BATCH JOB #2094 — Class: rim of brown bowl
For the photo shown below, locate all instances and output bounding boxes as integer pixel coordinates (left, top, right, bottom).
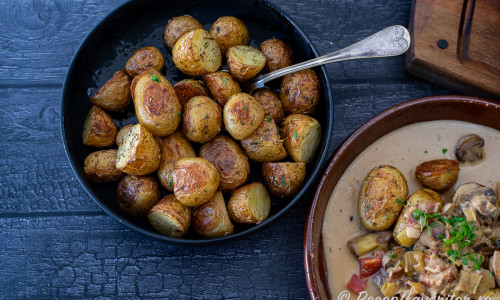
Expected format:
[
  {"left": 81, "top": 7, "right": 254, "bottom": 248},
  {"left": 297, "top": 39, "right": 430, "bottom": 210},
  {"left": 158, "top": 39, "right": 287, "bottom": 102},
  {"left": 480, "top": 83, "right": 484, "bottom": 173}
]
[{"left": 303, "top": 95, "right": 500, "bottom": 299}]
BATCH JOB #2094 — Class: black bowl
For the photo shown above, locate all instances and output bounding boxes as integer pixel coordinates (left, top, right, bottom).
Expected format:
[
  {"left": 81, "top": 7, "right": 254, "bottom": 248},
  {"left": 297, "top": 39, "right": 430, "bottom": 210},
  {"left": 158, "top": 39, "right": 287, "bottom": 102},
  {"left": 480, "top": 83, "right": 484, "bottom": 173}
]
[{"left": 61, "top": 0, "right": 333, "bottom": 244}]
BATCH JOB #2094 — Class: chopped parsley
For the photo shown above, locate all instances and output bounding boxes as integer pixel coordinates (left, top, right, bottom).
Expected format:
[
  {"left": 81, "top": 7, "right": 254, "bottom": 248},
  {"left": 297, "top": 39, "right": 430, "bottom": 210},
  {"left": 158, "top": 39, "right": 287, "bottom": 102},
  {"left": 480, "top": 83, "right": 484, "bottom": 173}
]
[
  {"left": 442, "top": 148, "right": 448, "bottom": 154},
  {"left": 365, "top": 205, "right": 370, "bottom": 211},
  {"left": 243, "top": 106, "right": 248, "bottom": 111},
  {"left": 222, "top": 78, "right": 227, "bottom": 85},
  {"left": 293, "top": 131, "right": 298, "bottom": 139},
  {"left": 396, "top": 198, "right": 405, "bottom": 205},
  {"left": 169, "top": 179, "right": 173, "bottom": 187},
  {"left": 205, "top": 114, "right": 209, "bottom": 119},
  {"left": 250, "top": 121, "right": 253, "bottom": 125},
  {"left": 267, "top": 116, "right": 273, "bottom": 122},
  {"left": 203, "top": 41, "right": 208, "bottom": 48},
  {"left": 390, "top": 254, "right": 397, "bottom": 259},
  {"left": 177, "top": 112, "right": 181, "bottom": 118},
  {"left": 281, "top": 178, "right": 286, "bottom": 186},
  {"left": 385, "top": 215, "right": 389, "bottom": 219},
  {"left": 424, "top": 150, "right": 428, "bottom": 154},
  {"left": 151, "top": 74, "right": 161, "bottom": 82}
]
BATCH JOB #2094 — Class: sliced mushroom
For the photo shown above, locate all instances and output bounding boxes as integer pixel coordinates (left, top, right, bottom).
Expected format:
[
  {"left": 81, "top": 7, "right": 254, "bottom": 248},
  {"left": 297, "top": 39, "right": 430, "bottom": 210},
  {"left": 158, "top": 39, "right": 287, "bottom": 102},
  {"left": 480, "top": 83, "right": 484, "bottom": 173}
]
[
  {"left": 490, "top": 251, "right": 500, "bottom": 286},
  {"left": 455, "top": 134, "right": 485, "bottom": 164},
  {"left": 453, "top": 182, "right": 498, "bottom": 224}
]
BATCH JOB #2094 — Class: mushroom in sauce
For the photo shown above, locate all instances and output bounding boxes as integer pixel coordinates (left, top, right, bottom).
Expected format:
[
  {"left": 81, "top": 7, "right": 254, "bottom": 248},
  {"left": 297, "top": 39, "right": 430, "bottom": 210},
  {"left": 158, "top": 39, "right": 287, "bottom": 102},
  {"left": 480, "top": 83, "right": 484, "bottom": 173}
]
[{"left": 455, "top": 134, "right": 485, "bottom": 164}]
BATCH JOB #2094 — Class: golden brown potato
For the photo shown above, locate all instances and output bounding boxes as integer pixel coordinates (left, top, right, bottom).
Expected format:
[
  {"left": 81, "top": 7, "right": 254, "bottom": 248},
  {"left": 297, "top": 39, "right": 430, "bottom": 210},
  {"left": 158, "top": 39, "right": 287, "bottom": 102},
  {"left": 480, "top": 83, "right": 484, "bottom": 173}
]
[
  {"left": 173, "top": 79, "right": 208, "bottom": 106},
  {"left": 227, "top": 45, "right": 266, "bottom": 82},
  {"left": 133, "top": 70, "right": 181, "bottom": 136},
  {"left": 124, "top": 46, "right": 165, "bottom": 78},
  {"left": 192, "top": 191, "right": 234, "bottom": 238},
  {"left": 115, "top": 124, "right": 161, "bottom": 175},
  {"left": 83, "top": 149, "right": 124, "bottom": 182},
  {"left": 90, "top": 70, "right": 132, "bottom": 112},
  {"left": 223, "top": 93, "right": 265, "bottom": 140},
  {"left": 82, "top": 105, "right": 118, "bottom": 148},
  {"left": 281, "top": 114, "right": 321, "bottom": 163},
  {"left": 240, "top": 118, "right": 287, "bottom": 162},
  {"left": 182, "top": 96, "right": 222, "bottom": 143},
  {"left": 172, "top": 157, "right": 219, "bottom": 207},
  {"left": 203, "top": 71, "right": 241, "bottom": 107},
  {"left": 199, "top": 135, "right": 250, "bottom": 192},
  {"left": 251, "top": 88, "right": 285, "bottom": 124},
  {"left": 262, "top": 162, "right": 306, "bottom": 197},
  {"left": 258, "top": 38, "right": 293, "bottom": 72},
  {"left": 163, "top": 15, "right": 203, "bottom": 51},
  {"left": 172, "top": 29, "right": 222, "bottom": 77},
  {"left": 130, "top": 69, "right": 162, "bottom": 100},
  {"left": 116, "top": 175, "right": 160, "bottom": 218},
  {"left": 227, "top": 182, "right": 271, "bottom": 224},
  {"left": 148, "top": 194, "right": 191, "bottom": 238},
  {"left": 358, "top": 165, "right": 408, "bottom": 231},
  {"left": 415, "top": 159, "right": 460, "bottom": 192},
  {"left": 209, "top": 16, "right": 250, "bottom": 55},
  {"left": 115, "top": 124, "right": 135, "bottom": 148},
  {"left": 280, "top": 69, "right": 320, "bottom": 114}
]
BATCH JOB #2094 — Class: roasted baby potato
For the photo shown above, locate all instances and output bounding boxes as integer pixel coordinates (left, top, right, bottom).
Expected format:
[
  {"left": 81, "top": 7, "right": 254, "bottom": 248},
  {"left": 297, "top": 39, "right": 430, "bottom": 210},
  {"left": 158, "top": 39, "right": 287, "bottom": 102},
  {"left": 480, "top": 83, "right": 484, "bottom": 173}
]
[
  {"left": 209, "top": 16, "right": 250, "bottom": 55},
  {"left": 130, "top": 69, "right": 162, "bottom": 99},
  {"left": 172, "top": 28, "right": 222, "bottom": 77},
  {"left": 82, "top": 105, "right": 118, "bottom": 148},
  {"left": 173, "top": 79, "right": 208, "bottom": 106},
  {"left": 192, "top": 191, "right": 234, "bottom": 238},
  {"left": 115, "top": 124, "right": 135, "bottom": 147},
  {"left": 115, "top": 124, "right": 161, "bottom": 175},
  {"left": 258, "top": 38, "right": 293, "bottom": 72},
  {"left": 280, "top": 69, "right": 320, "bottom": 115},
  {"left": 90, "top": 70, "right": 132, "bottom": 112},
  {"left": 226, "top": 45, "right": 266, "bottom": 82},
  {"left": 172, "top": 157, "right": 219, "bottom": 207},
  {"left": 261, "top": 162, "right": 306, "bottom": 197},
  {"left": 240, "top": 117, "right": 287, "bottom": 162},
  {"left": 199, "top": 135, "right": 250, "bottom": 192},
  {"left": 124, "top": 46, "right": 165, "bottom": 78},
  {"left": 251, "top": 88, "right": 285, "bottom": 124},
  {"left": 83, "top": 149, "right": 124, "bottom": 182},
  {"left": 182, "top": 96, "right": 222, "bottom": 143},
  {"left": 148, "top": 194, "right": 191, "bottom": 238},
  {"left": 133, "top": 70, "right": 181, "bottom": 137},
  {"left": 203, "top": 71, "right": 241, "bottom": 107},
  {"left": 116, "top": 175, "right": 160, "bottom": 218},
  {"left": 415, "top": 159, "right": 460, "bottom": 192},
  {"left": 163, "top": 15, "right": 203, "bottom": 51},
  {"left": 227, "top": 182, "right": 271, "bottom": 224},
  {"left": 281, "top": 114, "right": 321, "bottom": 163},
  {"left": 223, "top": 92, "right": 265, "bottom": 140},
  {"left": 358, "top": 165, "right": 408, "bottom": 231}
]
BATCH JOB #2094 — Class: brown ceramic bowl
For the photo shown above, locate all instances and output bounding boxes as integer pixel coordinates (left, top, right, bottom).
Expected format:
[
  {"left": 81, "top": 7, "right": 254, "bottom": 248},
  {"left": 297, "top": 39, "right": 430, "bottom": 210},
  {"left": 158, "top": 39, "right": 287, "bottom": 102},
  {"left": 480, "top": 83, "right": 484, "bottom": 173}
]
[{"left": 303, "top": 95, "right": 500, "bottom": 299}]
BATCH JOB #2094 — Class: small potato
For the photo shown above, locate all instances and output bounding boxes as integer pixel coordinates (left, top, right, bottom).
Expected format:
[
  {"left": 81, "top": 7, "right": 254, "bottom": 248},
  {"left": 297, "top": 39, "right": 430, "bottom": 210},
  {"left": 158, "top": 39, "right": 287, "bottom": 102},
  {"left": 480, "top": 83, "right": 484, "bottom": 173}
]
[
  {"left": 223, "top": 93, "right": 265, "bottom": 140},
  {"left": 115, "top": 124, "right": 161, "bottom": 175},
  {"left": 192, "top": 191, "right": 234, "bottom": 238},
  {"left": 251, "top": 88, "right": 284, "bottom": 124},
  {"left": 240, "top": 118, "right": 287, "bottom": 162},
  {"left": 227, "top": 45, "right": 266, "bottom": 82},
  {"left": 116, "top": 175, "right": 160, "bottom": 218},
  {"left": 83, "top": 149, "right": 123, "bottom": 182},
  {"left": 415, "top": 159, "right": 460, "bottom": 192},
  {"left": 281, "top": 114, "right": 321, "bottom": 163},
  {"left": 172, "top": 157, "right": 219, "bottom": 207},
  {"left": 358, "top": 165, "right": 408, "bottom": 231},
  {"left": 173, "top": 79, "right": 208, "bottom": 106},
  {"left": 209, "top": 16, "right": 250, "bottom": 55},
  {"left": 280, "top": 69, "right": 320, "bottom": 115},
  {"left": 199, "top": 135, "right": 250, "bottom": 192},
  {"left": 148, "top": 194, "right": 191, "bottom": 238},
  {"left": 262, "top": 162, "right": 306, "bottom": 197},
  {"left": 124, "top": 46, "right": 165, "bottom": 78},
  {"left": 130, "top": 69, "right": 162, "bottom": 99},
  {"left": 90, "top": 70, "right": 132, "bottom": 112},
  {"left": 258, "top": 38, "right": 293, "bottom": 72},
  {"left": 227, "top": 182, "right": 271, "bottom": 224},
  {"left": 182, "top": 96, "right": 222, "bottom": 143},
  {"left": 133, "top": 70, "right": 181, "bottom": 136},
  {"left": 203, "top": 71, "right": 241, "bottom": 107},
  {"left": 172, "top": 29, "right": 222, "bottom": 77},
  {"left": 116, "top": 124, "right": 136, "bottom": 147},
  {"left": 82, "top": 105, "right": 118, "bottom": 148},
  {"left": 163, "top": 15, "right": 203, "bottom": 51}
]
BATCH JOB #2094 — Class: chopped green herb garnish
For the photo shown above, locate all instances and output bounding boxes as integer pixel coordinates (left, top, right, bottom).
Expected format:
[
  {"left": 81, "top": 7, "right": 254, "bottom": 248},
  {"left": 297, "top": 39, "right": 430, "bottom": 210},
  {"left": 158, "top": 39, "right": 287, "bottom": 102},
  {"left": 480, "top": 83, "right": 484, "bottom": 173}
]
[
  {"left": 222, "top": 78, "right": 227, "bottom": 85},
  {"left": 390, "top": 254, "right": 397, "bottom": 259},
  {"left": 267, "top": 116, "right": 273, "bottom": 122},
  {"left": 385, "top": 215, "right": 389, "bottom": 219},
  {"left": 293, "top": 131, "right": 298, "bottom": 139},
  {"left": 281, "top": 178, "right": 286, "bottom": 186},
  {"left": 366, "top": 205, "right": 370, "bottom": 211},
  {"left": 250, "top": 121, "right": 253, "bottom": 125},
  {"left": 177, "top": 112, "right": 181, "bottom": 118},
  {"left": 243, "top": 106, "right": 248, "bottom": 111},
  {"left": 396, "top": 198, "right": 405, "bottom": 205},
  {"left": 169, "top": 179, "right": 173, "bottom": 187},
  {"left": 203, "top": 41, "right": 208, "bottom": 48},
  {"left": 442, "top": 148, "right": 448, "bottom": 154},
  {"left": 151, "top": 74, "right": 161, "bottom": 82},
  {"left": 205, "top": 114, "right": 209, "bottom": 119},
  {"left": 424, "top": 150, "right": 428, "bottom": 154}
]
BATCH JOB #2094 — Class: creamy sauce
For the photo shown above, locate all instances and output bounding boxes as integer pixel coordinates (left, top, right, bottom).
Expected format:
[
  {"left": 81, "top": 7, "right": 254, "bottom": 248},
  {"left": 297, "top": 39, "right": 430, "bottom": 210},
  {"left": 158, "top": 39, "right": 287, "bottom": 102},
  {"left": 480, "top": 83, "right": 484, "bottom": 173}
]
[{"left": 322, "top": 120, "right": 500, "bottom": 297}]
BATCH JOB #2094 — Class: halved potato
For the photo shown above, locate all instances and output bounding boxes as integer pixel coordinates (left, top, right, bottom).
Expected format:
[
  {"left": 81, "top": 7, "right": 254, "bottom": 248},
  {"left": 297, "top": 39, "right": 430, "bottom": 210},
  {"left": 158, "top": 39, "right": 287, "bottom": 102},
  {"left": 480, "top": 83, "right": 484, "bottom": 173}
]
[
  {"left": 116, "top": 175, "right": 160, "bottom": 218},
  {"left": 83, "top": 149, "right": 123, "bottom": 182},
  {"left": 90, "top": 70, "right": 132, "bottom": 112},
  {"left": 262, "top": 162, "right": 306, "bottom": 197},
  {"left": 173, "top": 79, "right": 208, "bottom": 106},
  {"left": 124, "top": 46, "right": 165, "bottom": 78},
  {"left": 163, "top": 15, "right": 203, "bottom": 51},
  {"left": 192, "top": 191, "right": 234, "bottom": 238},
  {"left": 115, "top": 124, "right": 136, "bottom": 147},
  {"left": 251, "top": 88, "right": 284, "bottom": 124},
  {"left": 209, "top": 16, "right": 250, "bottom": 55},
  {"left": 258, "top": 38, "right": 293, "bottom": 72},
  {"left": 82, "top": 105, "right": 118, "bottom": 148},
  {"left": 240, "top": 117, "right": 287, "bottom": 162},
  {"left": 223, "top": 92, "right": 264, "bottom": 140},
  {"left": 227, "top": 182, "right": 271, "bottom": 224},
  {"left": 226, "top": 45, "right": 266, "bottom": 82},
  {"left": 280, "top": 69, "right": 320, "bottom": 115},
  {"left": 182, "top": 96, "right": 222, "bottom": 143},
  {"left": 415, "top": 159, "right": 460, "bottom": 192},
  {"left": 281, "top": 114, "right": 321, "bottom": 163},
  {"left": 203, "top": 71, "right": 241, "bottom": 107},
  {"left": 148, "top": 194, "right": 191, "bottom": 238}
]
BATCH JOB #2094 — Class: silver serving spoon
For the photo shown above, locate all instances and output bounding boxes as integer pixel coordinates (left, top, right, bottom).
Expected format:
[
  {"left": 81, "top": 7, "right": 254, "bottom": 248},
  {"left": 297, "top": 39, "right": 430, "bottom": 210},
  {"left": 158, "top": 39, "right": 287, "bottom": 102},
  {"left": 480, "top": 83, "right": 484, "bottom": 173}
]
[{"left": 244, "top": 25, "right": 411, "bottom": 93}]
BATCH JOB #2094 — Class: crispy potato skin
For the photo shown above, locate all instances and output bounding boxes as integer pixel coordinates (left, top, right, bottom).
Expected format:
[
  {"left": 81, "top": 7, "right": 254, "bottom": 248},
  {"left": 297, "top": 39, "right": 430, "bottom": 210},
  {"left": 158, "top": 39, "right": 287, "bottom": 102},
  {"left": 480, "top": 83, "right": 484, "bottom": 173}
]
[
  {"left": 116, "top": 175, "right": 160, "bottom": 218},
  {"left": 182, "top": 96, "right": 222, "bottom": 143},
  {"left": 281, "top": 114, "right": 321, "bottom": 163},
  {"left": 192, "top": 191, "right": 234, "bottom": 238},
  {"left": 280, "top": 69, "right": 320, "bottom": 115},
  {"left": 116, "top": 124, "right": 135, "bottom": 148},
  {"left": 203, "top": 72, "right": 241, "bottom": 107},
  {"left": 133, "top": 70, "right": 181, "bottom": 137},
  {"left": 209, "top": 16, "right": 250, "bottom": 55},
  {"left": 358, "top": 165, "right": 408, "bottom": 231},
  {"left": 124, "top": 46, "right": 165, "bottom": 78},
  {"left": 223, "top": 93, "right": 265, "bottom": 140},
  {"left": 258, "top": 38, "right": 293, "bottom": 72},
  {"left": 163, "top": 15, "right": 203, "bottom": 51},
  {"left": 240, "top": 118, "right": 287, "bottom": 162},
  {"left": 82, "top": 105, "right": 118, "bottom": 148},
  {"left": 173, "top": 79, "right": 208, "bottom": 106},
  {"left": 226, "top": 45, "right": 266, "bottom": 82},
  {"left": 227, "top": 182, "right": 271, "bottom": 224},
  {"left": 251, "top": 88, "right": 285, "bottom": 124},
  {"left": 130, "top": 69, "right": 162, "bottom": 100},
  {"left": 199, "top": 135, "right": 250, "bottom": 192},
  {"left": 172, "top": 157, "right": 219, "bottom": 207},
  {"left": 83, "top": 149, "right": 124, "bottom": 182},
  {"left": 262, "top": 162, "right": 306, "bottom": 197},
  {"left": 415, "top": 159, "right": 460, "bottom": 192},
  {"left": 90, "top": 70, "right": 132, "bottom": 112},
  {"left": 148, "top": 194, "right": 191, "bottom": 238}
]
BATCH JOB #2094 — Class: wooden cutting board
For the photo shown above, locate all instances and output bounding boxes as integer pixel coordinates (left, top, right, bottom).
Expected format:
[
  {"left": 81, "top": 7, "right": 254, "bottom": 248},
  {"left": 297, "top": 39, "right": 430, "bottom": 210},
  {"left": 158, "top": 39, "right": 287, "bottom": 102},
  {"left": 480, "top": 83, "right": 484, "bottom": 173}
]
[{"left": 405, "top": 0, "right": 500, "bottom": 99}]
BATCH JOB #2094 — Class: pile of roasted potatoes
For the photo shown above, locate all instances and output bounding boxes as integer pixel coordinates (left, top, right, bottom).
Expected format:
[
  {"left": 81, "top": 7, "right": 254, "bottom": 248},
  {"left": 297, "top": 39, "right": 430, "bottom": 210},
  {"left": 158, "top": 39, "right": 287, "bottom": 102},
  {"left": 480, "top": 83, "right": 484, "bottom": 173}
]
[{"left": 81, "top": 15, "right": 322, "bottom": 239}]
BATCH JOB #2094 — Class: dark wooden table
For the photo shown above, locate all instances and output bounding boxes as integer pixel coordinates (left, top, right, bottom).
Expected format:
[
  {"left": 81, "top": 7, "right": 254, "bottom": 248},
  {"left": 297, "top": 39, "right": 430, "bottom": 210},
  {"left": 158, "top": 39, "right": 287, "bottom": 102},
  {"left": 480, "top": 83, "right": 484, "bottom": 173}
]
[{"left": 0, "top": 0, "right": 454, "bottom": 298}]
